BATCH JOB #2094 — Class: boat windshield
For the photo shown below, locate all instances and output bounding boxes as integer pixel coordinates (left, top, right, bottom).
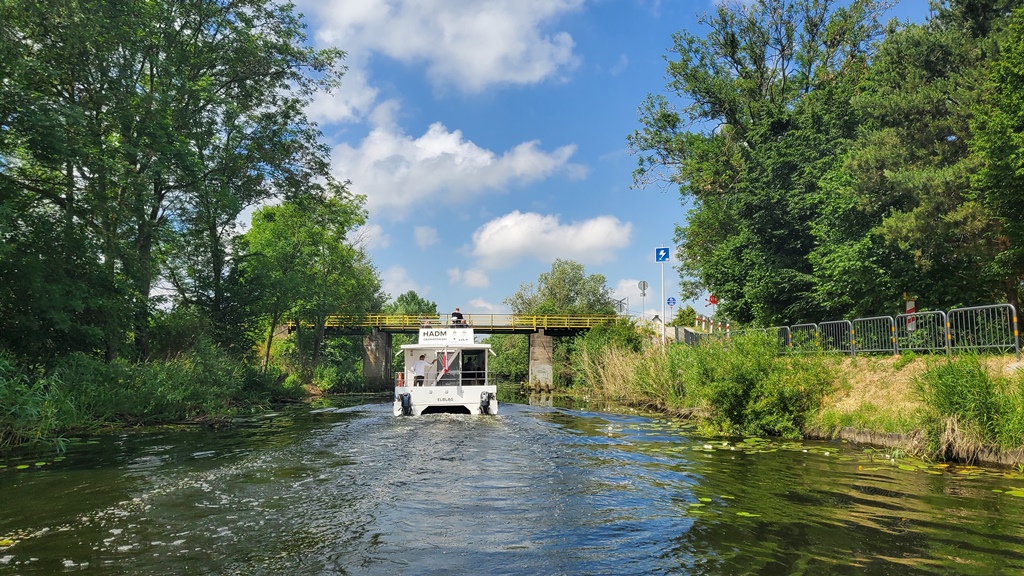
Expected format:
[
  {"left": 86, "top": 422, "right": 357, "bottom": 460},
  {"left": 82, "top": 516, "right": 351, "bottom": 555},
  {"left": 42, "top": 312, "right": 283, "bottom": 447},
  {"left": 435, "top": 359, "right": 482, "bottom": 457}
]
[{"left": 430, "top": 349, "right": 487, "bottom": 386}]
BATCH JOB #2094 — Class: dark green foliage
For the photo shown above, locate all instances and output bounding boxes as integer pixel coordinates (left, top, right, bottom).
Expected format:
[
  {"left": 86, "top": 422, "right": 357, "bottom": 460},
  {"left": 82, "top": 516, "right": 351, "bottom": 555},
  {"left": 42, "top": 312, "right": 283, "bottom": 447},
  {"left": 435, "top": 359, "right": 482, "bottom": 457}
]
[
  {"left": 0, "top": 206, "right": 118, "bottom": 362},
  {"left": 0, "top": 354, "right": 63, "bottom": 450},
  {"left": 631, "top": 0, "right": 889, "bottom": 325},
  {"left": 676, "top": 333, "right": 835, "bottom": 438},
  {"left": 845, "top": 14, "right": 1010, "bottom": 312},
  {"left": 631, "top": 0, "right": 1024, "bottom": 324},
  {"left": 384, "top": 291, "right": 438, "bottom": 374},
  {"left": 580, "top": 318, "right": 645, "bottom": 353},
  {"left": 487, "top": 334, "right": 529, "bottom": 382},
  {"left": 971, "top": 6, "right": 1024, "bottom": 313},
  {"left": 0, "top": 0, "right": 346, "bottom": 362},
  {"left": 148, "top": 308, "right": 216, "bottom": 361},
  {"left": 668, "top": 305, "right": 697, "bottom": 328}
]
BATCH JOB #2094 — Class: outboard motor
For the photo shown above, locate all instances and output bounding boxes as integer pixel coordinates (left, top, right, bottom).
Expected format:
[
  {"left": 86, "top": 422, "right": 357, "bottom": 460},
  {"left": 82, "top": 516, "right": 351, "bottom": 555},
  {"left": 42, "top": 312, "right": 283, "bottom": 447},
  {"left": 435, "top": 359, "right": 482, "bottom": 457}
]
[
  {"left": 400, "top": 393, "right": 413, "bottom": 416},
  {"left": 480, "top": 391, "right": 496, "bottom": 415}
]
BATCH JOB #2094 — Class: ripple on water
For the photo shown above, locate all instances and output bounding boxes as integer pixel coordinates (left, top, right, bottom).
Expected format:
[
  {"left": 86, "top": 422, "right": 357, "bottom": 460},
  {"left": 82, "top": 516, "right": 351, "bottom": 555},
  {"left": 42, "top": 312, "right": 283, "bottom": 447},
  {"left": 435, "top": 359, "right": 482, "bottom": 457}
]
[{"left": 4, "top": 402, "right": 1024, "bottom": 575}]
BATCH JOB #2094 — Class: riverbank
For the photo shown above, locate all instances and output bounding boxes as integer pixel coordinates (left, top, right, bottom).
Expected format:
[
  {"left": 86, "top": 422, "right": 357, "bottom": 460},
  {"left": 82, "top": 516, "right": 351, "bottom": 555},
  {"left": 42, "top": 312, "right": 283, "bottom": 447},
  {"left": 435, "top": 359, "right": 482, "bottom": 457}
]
[
  {"left": 570, "top": 333, "right": 1024, "bottom": 468},
  {"left": 808, "top": 354, "right": 1024, "bottom": 467},
  {"left": 0, "top": 349, "right": 302, "bottom": 453}
]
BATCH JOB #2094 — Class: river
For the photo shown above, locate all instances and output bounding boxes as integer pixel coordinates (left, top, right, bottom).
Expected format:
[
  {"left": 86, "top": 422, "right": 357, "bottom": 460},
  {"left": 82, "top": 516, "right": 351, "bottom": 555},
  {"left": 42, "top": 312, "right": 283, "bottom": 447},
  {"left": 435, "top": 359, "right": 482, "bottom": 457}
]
[{"left": 2, "top": 396, "right": 1024, "bottom": 575}]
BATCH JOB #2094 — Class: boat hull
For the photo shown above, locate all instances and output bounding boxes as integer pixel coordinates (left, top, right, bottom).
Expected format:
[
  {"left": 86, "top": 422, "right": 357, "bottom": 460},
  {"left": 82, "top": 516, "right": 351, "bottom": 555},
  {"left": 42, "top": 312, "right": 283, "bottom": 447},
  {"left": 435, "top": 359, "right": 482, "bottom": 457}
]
[{"left": 393, "top": 385, "right": 498, "bottom": 416}]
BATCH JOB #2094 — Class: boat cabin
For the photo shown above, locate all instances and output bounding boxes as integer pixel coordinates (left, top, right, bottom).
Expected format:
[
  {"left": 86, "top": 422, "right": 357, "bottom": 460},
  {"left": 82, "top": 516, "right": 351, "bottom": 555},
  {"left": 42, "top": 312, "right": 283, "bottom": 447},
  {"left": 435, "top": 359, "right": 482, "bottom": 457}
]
[{"left": 394, "top": 326, "right": 497, "bottom": 416}]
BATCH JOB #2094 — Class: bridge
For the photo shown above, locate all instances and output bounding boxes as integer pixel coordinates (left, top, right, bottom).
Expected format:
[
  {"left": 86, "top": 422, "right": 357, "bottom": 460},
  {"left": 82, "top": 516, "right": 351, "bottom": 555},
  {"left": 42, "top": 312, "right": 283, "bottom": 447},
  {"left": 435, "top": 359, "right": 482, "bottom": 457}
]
[
  {"left": 310, "top": 313, "right": 619, "bottom": 336},
  {"left": 290, "top": 314, "right": 621, "bottom": 389}
]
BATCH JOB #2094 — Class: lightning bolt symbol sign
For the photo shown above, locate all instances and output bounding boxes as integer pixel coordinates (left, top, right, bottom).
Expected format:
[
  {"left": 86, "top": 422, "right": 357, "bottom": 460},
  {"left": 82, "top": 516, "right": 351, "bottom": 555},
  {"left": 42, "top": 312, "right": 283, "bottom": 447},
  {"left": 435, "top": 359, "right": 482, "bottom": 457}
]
[{"left": 656, "top": 248, "right": 668, "bottom": 262}]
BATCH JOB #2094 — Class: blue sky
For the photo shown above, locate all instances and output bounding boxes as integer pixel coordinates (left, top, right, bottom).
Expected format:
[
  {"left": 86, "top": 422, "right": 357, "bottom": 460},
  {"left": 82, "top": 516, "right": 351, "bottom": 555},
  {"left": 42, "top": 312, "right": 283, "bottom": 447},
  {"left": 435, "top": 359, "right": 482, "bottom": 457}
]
[{"left": 289, "top": 0, "right": 933, "bottom": 321}]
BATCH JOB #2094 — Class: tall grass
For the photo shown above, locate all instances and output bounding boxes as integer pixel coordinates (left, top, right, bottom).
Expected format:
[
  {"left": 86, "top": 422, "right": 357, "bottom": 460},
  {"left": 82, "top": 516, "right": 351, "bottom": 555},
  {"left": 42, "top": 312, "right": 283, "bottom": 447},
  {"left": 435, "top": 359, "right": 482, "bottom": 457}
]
[
  {"left": 575, "top": 332, "right": 836, "bottom": 438},
  {"left": 0, "top": 353, "right": 65, "bottom": 451},
  {"left": 914, "top": 355, "right": 1024, "bottom": 461},
  {"left": 1, "top": 341, "right": 302, "bottom": 452}
]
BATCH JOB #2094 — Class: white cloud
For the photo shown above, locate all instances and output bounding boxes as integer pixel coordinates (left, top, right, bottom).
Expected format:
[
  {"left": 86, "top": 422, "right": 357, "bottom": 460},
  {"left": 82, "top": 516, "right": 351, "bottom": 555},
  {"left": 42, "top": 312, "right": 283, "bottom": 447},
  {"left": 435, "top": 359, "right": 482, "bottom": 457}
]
[
  {"left": 354, "top": 223, "right": 390, "bottom": 250},
  {"left": 613, "top": 278, "right": 659, "bottom": 317},
  {"left": 303, "top": 0, "right": 583, "bottom": 93},
  {"left": 332, "top": 121, "right": 584, "bottom": 220},
  {"left": 414, "top": 226, "right": 439, "bottom": 248},
  {"left": 381, "top": 265, "right": 427, "bottom": 299},
  {"left": 448, "top": 267, "right": 491, "bottom": 288},
  {"left": 305, "top": 66, "right": 379, "bottom": 125},
  {"left": 471, "top": 211, "right": 632, "bottom": 268},
  {"left": 469, "top": 297, "right": 507, "bottom": 313},
  {"left": 609, "top": 54, "right": 629, "bottom": 76}
]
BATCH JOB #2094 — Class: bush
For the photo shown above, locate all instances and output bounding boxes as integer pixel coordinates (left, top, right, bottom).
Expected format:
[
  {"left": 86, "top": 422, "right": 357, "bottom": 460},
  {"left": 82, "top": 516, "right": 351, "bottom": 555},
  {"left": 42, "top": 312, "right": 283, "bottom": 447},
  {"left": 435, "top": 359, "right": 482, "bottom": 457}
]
[
  {"left": 0, "top": 354, "right": 65, "bottom": 450},
  {"left": 487, "top": 334, "right": 529, "bottom": 382},
  {"left": 52, "top": 339, "right": 288, "bottom": 427},
  {"left": 574, "top": 331, "right": 837, "bottom": 438},
  {"left": 914, "top": 355, "right": 1024, "bottom": 457}
]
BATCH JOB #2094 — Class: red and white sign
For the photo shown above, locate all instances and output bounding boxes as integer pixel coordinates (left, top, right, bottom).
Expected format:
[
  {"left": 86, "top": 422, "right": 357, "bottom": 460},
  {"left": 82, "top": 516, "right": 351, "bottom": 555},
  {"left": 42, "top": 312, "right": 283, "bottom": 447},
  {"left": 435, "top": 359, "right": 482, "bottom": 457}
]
[{"left": 906, "top": 299, "right": 917, "bottom": 332}]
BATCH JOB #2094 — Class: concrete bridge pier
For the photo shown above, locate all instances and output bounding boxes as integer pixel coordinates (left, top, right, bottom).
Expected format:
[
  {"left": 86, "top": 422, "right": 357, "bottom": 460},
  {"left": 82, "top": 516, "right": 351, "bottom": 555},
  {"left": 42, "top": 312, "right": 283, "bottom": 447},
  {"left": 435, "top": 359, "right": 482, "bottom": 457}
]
[
  {"left": 362, "top": 328, "right": 392, "bottom": 389},
  {"left": 529, "top": 329, "right": 554, "bottom": 390}
]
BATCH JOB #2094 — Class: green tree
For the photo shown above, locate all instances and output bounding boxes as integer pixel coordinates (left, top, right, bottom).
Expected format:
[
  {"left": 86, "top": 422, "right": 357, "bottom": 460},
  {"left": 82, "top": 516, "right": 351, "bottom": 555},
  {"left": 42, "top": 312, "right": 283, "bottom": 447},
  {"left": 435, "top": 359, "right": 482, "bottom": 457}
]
[
  {"left": 242, "top": 187, "right": 384, "bottom": 372},
  {"left": 486, "top": 333, "right": 529, "bottom": 383},
  {"left": 0, "top": 0, "right": 343, "bottom": 361},
  {"left": 502, "top": 259, "right": 616, "bottom": 387},
  {"left": 668, "top": 305, "right": 697, "bottom": 327},
  {"left": 384, "top": 291, "right": 438, "bottom": 317},
  {"left": 384, "top": 291, "right": 439, "bottom": 373},
  {"left": 505, "top": 259, "right": 615, "bottom": 315},
  {"left": 241, "top": 201, "right": 312, "bottom": 370},
  {"left": 971, "top": 6, "right": 1024, "bottom": 312},
  {"left": 628, "top": 0, "right": 887, "bottom": 325},
  {"left": 843, "top": 7, "right": 1011, "bottom": 312}
]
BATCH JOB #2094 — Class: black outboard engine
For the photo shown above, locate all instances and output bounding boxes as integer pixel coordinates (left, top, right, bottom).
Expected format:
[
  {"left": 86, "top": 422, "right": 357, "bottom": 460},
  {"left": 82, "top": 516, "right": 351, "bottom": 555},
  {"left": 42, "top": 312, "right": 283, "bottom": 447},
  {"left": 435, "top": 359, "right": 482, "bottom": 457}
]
[
  {"left": 400, "top": 393, "right": 413, "bottom": 416},
  {"left": 480, "top": 391, "right": 495, "bottom": 415}
]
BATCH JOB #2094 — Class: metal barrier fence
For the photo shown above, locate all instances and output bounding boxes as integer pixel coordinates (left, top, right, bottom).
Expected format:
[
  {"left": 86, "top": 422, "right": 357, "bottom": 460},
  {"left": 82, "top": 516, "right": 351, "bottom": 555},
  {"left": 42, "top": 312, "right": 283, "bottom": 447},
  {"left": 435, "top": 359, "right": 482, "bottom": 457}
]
[
  {"left": 947, "top": 304, "right": 1020, "bottom": 357},
  {"left": 820, "top": 320, "right": 854, "bottom": 355},
  {"left": 790, "top": 324, "right": 819, "bottom": 353},
  {"left": 853, "top": 316, "right": 896, "bottom": 354},
  {"left": 688, "top": 303, "right": 1020, "bottom": 359},
  {"left": 895, "top": 310, "right": 947, "bottom": 355}
]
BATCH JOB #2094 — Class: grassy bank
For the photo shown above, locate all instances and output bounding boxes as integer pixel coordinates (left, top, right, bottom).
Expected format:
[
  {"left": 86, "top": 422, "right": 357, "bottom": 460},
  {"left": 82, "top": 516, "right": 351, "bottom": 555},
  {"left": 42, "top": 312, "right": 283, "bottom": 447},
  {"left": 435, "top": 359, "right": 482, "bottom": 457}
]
[
  {"left": 572, "top": 332, "right": 1024, "bottom": 465},
  {"left": 1, "top": 345, "right": 304, "bottom": 453}
]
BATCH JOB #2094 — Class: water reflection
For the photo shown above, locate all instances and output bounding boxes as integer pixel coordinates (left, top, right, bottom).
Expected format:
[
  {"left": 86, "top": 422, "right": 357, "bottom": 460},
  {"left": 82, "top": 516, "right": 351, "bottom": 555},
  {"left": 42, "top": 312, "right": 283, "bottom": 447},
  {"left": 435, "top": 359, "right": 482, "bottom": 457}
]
[{"left": 2, "top": 399, "right": 1024, "bottom": 575}]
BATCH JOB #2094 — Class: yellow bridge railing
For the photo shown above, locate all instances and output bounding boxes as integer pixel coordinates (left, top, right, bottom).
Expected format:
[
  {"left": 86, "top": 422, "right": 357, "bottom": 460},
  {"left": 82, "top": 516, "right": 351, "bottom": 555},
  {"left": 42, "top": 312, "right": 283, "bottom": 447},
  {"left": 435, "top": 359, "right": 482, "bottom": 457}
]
[{"left": 303, "top": 314, "right": 620, "bottom": 332}]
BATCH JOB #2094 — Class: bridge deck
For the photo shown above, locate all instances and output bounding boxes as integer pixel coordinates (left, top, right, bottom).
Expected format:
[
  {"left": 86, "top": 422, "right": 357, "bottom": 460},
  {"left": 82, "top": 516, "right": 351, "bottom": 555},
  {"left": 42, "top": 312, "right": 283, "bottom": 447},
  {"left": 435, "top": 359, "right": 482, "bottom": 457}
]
[{"left": 292, "top": 314, "right": 620, "bottom": 335}]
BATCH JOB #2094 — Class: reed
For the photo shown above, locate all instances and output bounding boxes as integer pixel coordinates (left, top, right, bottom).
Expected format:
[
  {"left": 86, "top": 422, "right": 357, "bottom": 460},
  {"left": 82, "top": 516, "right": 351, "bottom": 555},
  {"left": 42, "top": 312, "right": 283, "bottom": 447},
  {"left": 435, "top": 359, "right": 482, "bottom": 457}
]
[
  {"left": 0, "top": 354, "right": 63, "bottom": 450},
  {"left": 573, "top": 332, "right": 836, "bottom": 438},
  {"left": 1, "top": 342, "right": 300, "bottom": 452},
  {"left": 914, "top": 354, "right": 1024, "bottom": 460}
]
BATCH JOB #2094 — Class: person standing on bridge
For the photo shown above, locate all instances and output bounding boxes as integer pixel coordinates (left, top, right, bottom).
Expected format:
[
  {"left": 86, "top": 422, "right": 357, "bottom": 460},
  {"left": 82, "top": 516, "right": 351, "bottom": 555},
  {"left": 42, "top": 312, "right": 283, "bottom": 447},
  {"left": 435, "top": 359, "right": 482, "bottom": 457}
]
[
  {"left": 411, "top": 354, "right": 432, "bottom": 387},
  {"left": 451, "top": 307, "right": 464, "bottom": 326}
]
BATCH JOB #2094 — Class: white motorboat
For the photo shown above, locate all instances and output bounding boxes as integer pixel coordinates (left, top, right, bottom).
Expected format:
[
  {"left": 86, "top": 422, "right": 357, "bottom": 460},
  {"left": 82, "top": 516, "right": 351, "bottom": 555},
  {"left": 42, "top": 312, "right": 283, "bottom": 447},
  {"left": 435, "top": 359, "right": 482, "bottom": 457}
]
[{"left": 393, "top": 325, "right": 498, "bottom": 416}]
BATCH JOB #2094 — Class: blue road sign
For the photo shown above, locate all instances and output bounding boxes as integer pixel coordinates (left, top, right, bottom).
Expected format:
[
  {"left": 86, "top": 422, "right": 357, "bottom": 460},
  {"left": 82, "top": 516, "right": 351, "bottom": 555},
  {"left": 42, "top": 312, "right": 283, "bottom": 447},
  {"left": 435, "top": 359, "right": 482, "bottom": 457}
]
[
  {"left": 667, "top": 297, "right": 676, "bottom": 307},
  {"left": 655, "top": 248, "right": 669, "bottom": 262}
]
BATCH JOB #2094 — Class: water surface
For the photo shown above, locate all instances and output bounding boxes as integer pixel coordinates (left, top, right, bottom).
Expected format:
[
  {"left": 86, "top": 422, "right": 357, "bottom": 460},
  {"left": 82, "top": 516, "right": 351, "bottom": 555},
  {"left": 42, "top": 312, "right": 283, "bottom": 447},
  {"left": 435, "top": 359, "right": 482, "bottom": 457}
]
[{"left": 2, "top": 398, "right": 1024, "bottom": 575}]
